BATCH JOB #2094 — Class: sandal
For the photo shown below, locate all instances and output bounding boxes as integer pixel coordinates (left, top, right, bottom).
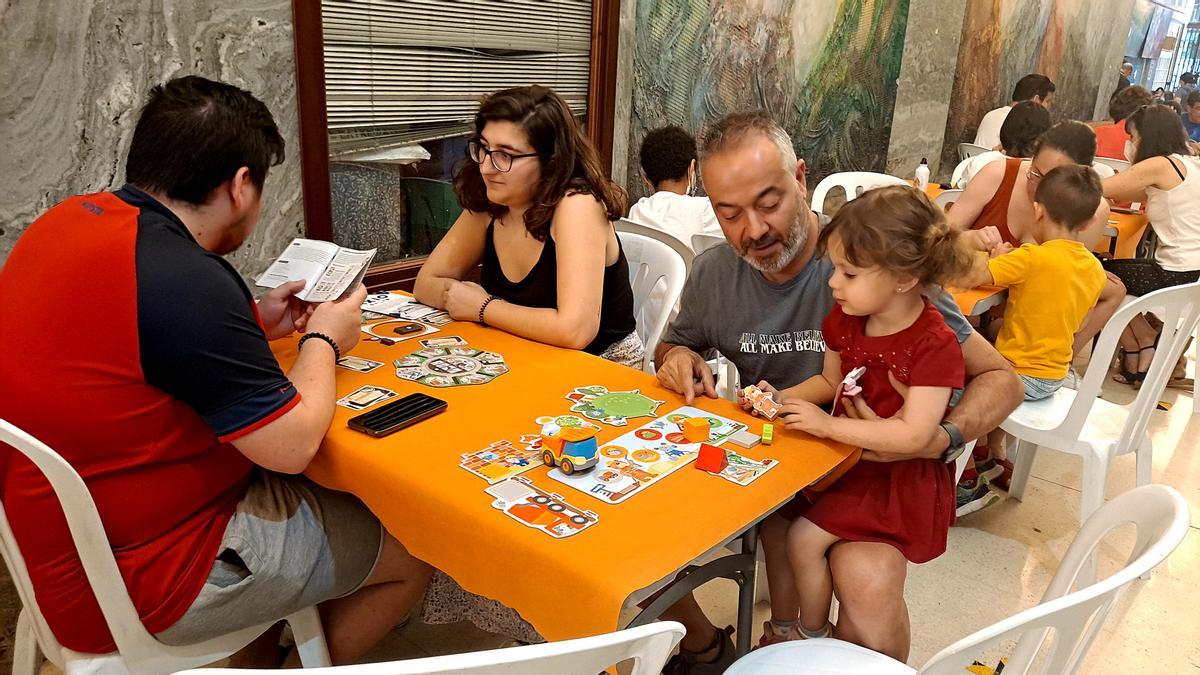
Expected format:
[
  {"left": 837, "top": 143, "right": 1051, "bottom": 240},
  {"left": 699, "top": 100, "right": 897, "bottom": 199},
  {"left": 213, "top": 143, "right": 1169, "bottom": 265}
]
[{"left": 1114, "top": 348, "right": 1146, "bottom": 386}]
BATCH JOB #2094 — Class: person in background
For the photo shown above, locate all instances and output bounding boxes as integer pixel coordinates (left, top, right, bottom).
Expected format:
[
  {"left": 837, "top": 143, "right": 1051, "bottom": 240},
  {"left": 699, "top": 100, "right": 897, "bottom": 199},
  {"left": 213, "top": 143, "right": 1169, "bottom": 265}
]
[
  {"left": 1117, "top": 62, "right": 1134, "bottom": 92},
  {"left": 1172, "top": 72, "right": 1197, "bottom": 111},
  {"left": 1153, "top": 86, "right": 1166, "bottom": 104},
  {"left": 974, "top": 74, "right": 1056, "bottom": 150},
  {"left": 415, "top": 85, "right": 642, "bottom": 368},
  {"left": 952, "top": 100, "right": 1051, "bottom": 188},
  {"left": 958, "top": 166, "right": 1106, "bottom": 460},
  {"left": 628, "top": 125, "right": 724, "bottom": 252},
  {"left": 1103, "top": 104, "right": 1200, "bottom": 386},
  {"left": 1180, "top": 91, "right": 1200, "bottom": 143},
  {"left": 1095, "top": 85, "right": 1154, "bottom": 160},
  {"left": 0, "top": 76, "right": 432, "bottom": 665}
]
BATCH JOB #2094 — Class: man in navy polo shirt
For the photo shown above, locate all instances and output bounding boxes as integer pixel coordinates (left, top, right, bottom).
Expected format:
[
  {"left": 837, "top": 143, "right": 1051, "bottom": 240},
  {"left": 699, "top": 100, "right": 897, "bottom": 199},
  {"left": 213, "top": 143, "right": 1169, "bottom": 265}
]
[{"left": 0, "top": 76, "right": 431, "bottom": 665}]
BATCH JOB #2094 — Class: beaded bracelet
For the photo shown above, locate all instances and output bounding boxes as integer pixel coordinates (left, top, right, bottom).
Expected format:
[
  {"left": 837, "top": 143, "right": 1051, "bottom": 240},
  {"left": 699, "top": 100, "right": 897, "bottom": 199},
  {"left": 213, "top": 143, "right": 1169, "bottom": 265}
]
[
  {"left": 478, "top": 295, "right": 497, "bottom": 326},
  {"left": 298, "top": 332, "right": 341, "bottom": 361}
]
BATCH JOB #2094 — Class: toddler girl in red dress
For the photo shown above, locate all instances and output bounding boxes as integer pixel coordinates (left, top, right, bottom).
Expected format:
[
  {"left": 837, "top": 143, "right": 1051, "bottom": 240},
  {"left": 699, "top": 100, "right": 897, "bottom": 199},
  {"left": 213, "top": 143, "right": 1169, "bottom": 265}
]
[{"left": 777, "top": 185, "right": 974, "bottom": 642}]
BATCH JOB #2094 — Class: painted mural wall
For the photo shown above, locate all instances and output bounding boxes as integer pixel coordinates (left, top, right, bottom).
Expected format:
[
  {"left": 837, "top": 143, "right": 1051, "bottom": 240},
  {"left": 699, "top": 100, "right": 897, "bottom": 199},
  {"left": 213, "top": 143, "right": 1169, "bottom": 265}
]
[
  {"left": 625, "top": 0, "right": 912, "bottom": 198},
  {"left": 940, "top": 0, "right": 1136, "bottom": 172}
]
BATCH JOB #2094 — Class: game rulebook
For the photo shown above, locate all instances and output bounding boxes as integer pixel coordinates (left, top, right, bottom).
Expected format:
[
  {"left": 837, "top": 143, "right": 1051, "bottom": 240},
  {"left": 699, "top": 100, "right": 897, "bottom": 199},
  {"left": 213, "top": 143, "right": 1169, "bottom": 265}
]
[{"left": 256, "top": 238, "right": 376, "bottom": 302}]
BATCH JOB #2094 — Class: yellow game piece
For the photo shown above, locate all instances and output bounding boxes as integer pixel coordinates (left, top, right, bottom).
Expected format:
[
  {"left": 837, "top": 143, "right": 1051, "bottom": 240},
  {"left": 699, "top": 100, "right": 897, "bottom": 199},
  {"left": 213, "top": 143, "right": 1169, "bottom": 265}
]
[
  {"left": 761, "top": 423, "right": 774, "bottom": 445},
  {"left": 681, "top": 417, "right": 711, "bottom": 443}
]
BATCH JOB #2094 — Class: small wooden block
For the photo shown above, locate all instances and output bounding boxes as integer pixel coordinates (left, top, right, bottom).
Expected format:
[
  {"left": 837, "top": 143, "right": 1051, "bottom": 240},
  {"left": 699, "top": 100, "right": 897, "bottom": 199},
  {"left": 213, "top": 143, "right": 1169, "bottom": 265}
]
[
  {"left": 681, "top": 417, "right": 712, "bottom": 443},
  {"left": 728, "top": 429, "right": 761, "bottom": 449},
  {"left": 761, "top": 423, "right": 774, "bottom": 445}
]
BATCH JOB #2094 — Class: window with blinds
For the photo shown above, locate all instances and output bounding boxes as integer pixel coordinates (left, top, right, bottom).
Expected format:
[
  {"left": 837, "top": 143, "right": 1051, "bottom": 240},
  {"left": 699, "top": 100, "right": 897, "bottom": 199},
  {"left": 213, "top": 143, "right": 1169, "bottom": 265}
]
[{"left": 322, "top": 0, "right": 592, "bottom": 158}]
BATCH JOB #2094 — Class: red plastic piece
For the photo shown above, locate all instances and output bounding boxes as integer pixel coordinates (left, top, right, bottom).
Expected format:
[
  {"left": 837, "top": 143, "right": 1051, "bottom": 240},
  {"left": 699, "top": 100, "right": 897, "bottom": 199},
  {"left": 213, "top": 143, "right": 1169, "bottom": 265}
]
[{"left": 695, "top": 443, "right": 728, "bottom": 472}]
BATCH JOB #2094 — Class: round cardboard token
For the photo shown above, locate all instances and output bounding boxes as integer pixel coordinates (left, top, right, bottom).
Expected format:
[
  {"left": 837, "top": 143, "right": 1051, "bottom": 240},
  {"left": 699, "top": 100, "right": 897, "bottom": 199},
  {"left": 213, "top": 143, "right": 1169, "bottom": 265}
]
[
  {"left": 601, "top": 446, "right": 627, "bottom": 458},
  {"left": 665, "top": 432, "right": 688, "bottom": 444},
  {"left": 631, "top": 449, "right": 660, "bottom": 463},
  {"left": 635, "top": 429, "right": 662, "bottom": 441}
]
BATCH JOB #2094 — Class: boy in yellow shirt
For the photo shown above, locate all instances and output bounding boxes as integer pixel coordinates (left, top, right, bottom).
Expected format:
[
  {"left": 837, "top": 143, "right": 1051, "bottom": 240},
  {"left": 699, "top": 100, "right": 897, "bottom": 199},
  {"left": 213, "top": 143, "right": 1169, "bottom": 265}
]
[{"left": 959, "top": 164, "right": 1107, "bottom": 470}]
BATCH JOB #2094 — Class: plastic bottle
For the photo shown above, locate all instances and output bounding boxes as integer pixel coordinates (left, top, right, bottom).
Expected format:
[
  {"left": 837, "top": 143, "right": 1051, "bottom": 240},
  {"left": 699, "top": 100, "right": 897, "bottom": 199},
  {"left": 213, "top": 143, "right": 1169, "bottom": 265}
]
[{"left": 915, "top": 157, "right": 930, "bottom": 191}]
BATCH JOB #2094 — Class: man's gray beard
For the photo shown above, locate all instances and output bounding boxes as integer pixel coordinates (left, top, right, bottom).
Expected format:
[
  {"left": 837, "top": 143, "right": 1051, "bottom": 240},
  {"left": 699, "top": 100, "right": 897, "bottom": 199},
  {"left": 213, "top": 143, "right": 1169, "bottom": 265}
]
[{"left": 739, "top": 216, "right": 807, "bottom": 274}]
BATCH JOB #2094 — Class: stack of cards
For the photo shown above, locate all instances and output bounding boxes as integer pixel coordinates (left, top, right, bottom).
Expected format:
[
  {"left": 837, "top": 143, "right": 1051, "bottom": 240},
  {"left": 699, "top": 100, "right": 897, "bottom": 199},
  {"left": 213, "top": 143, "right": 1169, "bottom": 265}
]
[{"left": 336, "top": 385, "right": 398, "bottom": 410}]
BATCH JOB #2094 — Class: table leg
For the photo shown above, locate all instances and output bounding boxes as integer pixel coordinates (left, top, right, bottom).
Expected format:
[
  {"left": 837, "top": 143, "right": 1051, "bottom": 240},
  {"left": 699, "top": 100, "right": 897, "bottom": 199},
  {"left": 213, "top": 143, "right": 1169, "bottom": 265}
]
[{"left": 626, "top": 523, "right": 761, "bottom": 657}]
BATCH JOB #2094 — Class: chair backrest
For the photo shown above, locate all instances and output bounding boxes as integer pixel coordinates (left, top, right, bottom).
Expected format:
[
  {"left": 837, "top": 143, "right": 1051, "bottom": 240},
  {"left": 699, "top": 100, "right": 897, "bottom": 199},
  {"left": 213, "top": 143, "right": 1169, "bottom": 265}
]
[
  {"left": 919, "top": 484, "right": 1189, "bottom": 675},
  {"left": 958, "top": 142, "right": 992, "bottom": 162},
  {"left": 691, "top": 233, "right": 727, "bottom": 257},
  {"left": 177, "top": 621, "right": 686, "bottom": 675},
  {"left": 1041, "top": 281, "right": 1200, "bottom": 449},
  {"left": 809, "top": 172, "right": 910, "bottom": 216},
  {"left": 618, "top": 231, "right": 687, "bottom": 372},
  {"left": 0, "top": 419, "right": 163, "bottom": 663},
  {"left": 616, "top": 218, "right": 695, "bottom": 277},
  {"left": 934, "top": 189, "right": 963, "bottom": 212},
  {"left": 1094, "top": 156, "right": 1130, "bottom": 174}
]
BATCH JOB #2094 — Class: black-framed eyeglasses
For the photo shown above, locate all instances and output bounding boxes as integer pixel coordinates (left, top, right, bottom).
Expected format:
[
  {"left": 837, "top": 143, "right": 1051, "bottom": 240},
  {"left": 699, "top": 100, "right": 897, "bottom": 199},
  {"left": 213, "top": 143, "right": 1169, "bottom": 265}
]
[{"left": 468, "top": 140, "right": 538, "bottom": 173}]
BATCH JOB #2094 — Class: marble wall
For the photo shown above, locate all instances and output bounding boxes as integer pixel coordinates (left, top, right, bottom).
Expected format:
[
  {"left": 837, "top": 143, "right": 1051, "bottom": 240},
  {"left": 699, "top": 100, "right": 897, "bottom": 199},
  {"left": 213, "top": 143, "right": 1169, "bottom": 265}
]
[{"left": 0, "top": 0, "right": 303, "bottom": 281}]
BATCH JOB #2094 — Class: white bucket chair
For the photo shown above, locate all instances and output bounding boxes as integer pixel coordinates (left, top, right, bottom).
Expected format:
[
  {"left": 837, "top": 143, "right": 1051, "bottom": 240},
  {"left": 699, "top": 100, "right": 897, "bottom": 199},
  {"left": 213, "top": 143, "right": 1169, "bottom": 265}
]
[
  {"left": 725, "top": 484, "right": 1190, "bottom": 675},
  {"left": 933, "top": 189, "right": 963, "bottom": 211},
  {"left": 177, "top": 621, "right": 686, "bottom": 675},
  {"left": 957, "top": 142, "right": 992, "bottom": 162},
  {"left": 0, "top": 419, "right": 332, "bottom": 675},
  {"left": 1001, "top": 282, "right": 1200, "bottom": 543},
  {"left": 616, "top": 218, "right": 695, "bottom": 277},
  {"left": 618, "top": 230, "right": 687, "bottom": 373},
  {"left": 1093, "top": 156, "right": 1131, "bottom": 174},
  {"left": 809, "top": 172, "right": 910, "bottom": 216}
]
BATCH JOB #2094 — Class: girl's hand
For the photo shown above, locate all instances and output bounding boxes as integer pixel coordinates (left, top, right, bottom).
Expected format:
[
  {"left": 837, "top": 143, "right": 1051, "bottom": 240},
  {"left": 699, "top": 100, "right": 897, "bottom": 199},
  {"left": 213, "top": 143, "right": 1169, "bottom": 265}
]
[
  {"left": 444, "top": 280, "right": 490, "bottom": 322},
  {"left": 737, "top": 380, "right": 782, "bottom": 416},
  {"left": 988, "top": 241, "right": 1015, "bottom": 258},
  {"left": 779, "top": 400, "right": 832, "bottom": 438}
]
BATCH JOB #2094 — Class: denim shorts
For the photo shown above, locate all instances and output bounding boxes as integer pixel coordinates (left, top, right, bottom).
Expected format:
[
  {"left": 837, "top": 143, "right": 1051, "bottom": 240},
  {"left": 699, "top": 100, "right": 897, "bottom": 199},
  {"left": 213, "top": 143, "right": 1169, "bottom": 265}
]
[
  {"left": 1020, "top": 374, "right": 1064, "bottom": 401},
  {"left": 156, "top": 472, "right": 383, "bottom": 646}
]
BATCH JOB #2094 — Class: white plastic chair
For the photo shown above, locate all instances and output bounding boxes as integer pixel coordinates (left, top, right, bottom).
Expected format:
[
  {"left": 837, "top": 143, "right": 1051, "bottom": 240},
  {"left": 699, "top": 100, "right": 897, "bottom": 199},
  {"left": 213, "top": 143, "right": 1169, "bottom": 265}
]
[
  {"left": 1094, "top": 156, "right": 1130, "bottom": 174},
  {"left": 809, "top": 172, "right": 910, "bottom": 216},
  {"left": 933, "top": 189, "right": 963, "bottom": 211},
  {"left": 1002, "top": 283, "right": 1200, "bottom": 532},
  {"left": 691, "top": 232, "right": 727, "bottom": 257},
  {"left": 177, "top": 621, "right": 685, "bottom": 675},
  {"left": 725, "top": 484, "right": 1190, "bottom": 675},
  {"left": 616, "top": 218, "right": 696, "bottom": 277},
  {"left": 0, "top": 419, "right": 332, "bottom": 675},
  {"left": 618, "top": 231, "right": 687, "bottom": 373},
  {"left": 957, "top": 142, "right": 992, "bottom": 162}
]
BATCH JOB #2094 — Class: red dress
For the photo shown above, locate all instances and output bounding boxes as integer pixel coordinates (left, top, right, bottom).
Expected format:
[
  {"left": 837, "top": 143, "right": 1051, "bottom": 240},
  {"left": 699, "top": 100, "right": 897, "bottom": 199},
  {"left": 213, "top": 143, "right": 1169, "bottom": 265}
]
[{"left": 790, "top": 301, "right": 965, "bottom": 563}]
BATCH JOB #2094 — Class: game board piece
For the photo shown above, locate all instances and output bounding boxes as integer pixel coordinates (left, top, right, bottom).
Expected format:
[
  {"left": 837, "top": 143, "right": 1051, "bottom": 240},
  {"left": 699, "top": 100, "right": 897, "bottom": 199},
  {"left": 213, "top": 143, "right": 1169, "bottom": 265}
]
[
  {"left": 393, "top": 343, "right": 509, "bottom": 388},
  {"left": 743, "top": 385, "right": 780, "bottom": 420},
  {"left": 460, "top": 438, "right": 542, "bottom": 484},
  {"left": 533, "top": 414, "right": 602, "bottom": 433},
  {"left": 565, "top": 385, "right": 664, "bottom": 426},
  {"left": 831, "top": 366, "right": 868, "bottom": 417},
  {"left": 539, "top": 425, "right": 599, "bottom": 475},
  {"left": 761, "top": 423, "right": 774, "bottom": 445},
  {"left": 336, "top": 356, "right": 385, "bottom": 373},
  {"left": 706, "top": 451, "right": 777, "bottom": 486},
  {"left": 362, "top": 319, "right": 438, "bottom": 342},
  {"left": 336, "top": 385, "right": 397, "bottom": 411},
  {"left": 547, "top": 406, "right": 748, "bottom": 504},
  {"left": 681, "top": 417, "right": 711, "bottom": 443},
  {"left": 728, "top": 429, "right": 761, "bottom": 449},
  {"left": 695, "top": 443, "right": 728, "bottom": 472},
  {"left": 485, "top": 476, "right": 599, "bottom": 539}
]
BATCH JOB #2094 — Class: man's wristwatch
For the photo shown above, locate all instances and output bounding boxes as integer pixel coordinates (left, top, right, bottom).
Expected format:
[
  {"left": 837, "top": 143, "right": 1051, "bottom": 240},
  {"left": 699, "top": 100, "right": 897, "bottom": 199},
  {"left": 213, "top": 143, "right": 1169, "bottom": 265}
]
[{"left": 939, "top": 421, "right": 967, "bottom": 464}]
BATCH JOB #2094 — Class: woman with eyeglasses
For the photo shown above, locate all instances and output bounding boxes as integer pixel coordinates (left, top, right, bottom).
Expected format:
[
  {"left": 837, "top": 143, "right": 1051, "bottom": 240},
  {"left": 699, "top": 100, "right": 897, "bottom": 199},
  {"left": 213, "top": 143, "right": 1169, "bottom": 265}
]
[
  {"left": 947, "top": 121, "right": 1125, "bottom": 361},
  {"left": 1102, "top": 104, "right": 1200, "bottom": 386},
  {"left": 415, "top": 86, "right": 642, "bottom": 367}
]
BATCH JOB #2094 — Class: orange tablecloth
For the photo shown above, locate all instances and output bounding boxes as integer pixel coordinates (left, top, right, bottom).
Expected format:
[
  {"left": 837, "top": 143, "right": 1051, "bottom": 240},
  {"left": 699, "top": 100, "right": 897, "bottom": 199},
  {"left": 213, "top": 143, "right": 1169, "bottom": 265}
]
[
  {"left": 275, "top": 320, "right": 855, "bottom": 643},
  {"left": 949, "top": 284, "right": 1006, "bottom": 317}
]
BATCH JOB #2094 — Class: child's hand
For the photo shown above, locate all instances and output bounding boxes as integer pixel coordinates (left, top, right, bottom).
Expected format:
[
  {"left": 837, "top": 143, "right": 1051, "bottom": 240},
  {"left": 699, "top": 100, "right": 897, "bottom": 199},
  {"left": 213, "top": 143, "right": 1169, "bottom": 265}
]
[
  {"left": 988, "top": 241, "right": 1014, "bottom": 258},
  {"left": 780, "top": 400, "right": 832, "bottom": 438},
  {"left": 737, "top": 380, "right": 782, "bottom": 416}
]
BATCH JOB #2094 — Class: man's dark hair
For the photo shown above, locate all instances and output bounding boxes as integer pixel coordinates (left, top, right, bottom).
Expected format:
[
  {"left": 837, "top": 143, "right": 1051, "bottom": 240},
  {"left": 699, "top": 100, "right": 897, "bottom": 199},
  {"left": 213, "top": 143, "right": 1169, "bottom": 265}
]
[
  {"left": 1182, "top": 72, "right": 1197, "bottom": 84},
  {"left": 1034, "top": 165, "right": 1101, "bottom": 231},
  {"left": 1109, "top": 85, "right": 1154, "bottom": 122},
  {"left": 639, "top": 126, "right": 698, "bottom": 188},
  {"left": 1012, "top": 74, "right": 1056, "bottom": 102},
  {"left": 1033, "top": 121, "right": 1096, "bottom": 165},
  {"left": 1127, "top": 104, "right": 1192, "bottom": 164},
  {"left": 999, "top": 101, "right": 1051, "bottom": 158},
  {"left": 125, "top": 76, "right": 285, "bottom": 205},
  {"left": 1187, "top": 91, "right": 1200, "bottom": 107}
]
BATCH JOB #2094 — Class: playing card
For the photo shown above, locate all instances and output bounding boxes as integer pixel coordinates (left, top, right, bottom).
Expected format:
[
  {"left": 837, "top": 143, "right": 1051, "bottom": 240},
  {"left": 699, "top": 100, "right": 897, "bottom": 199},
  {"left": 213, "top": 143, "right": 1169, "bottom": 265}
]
[
  {"left": 336, "top": 385, "right": 398, "bottom": 410},
  {"left": 420, "top": 336, "right": 468, "bottom": 348},
  {"left": 336, "top": 356, "right": 385, "bottom": 373}
]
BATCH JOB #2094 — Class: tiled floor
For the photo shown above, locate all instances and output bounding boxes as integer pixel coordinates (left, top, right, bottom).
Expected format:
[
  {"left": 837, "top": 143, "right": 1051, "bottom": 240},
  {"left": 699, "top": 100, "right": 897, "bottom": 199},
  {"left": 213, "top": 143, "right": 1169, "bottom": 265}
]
[{"left": 27, "top": 356, "right": 1200, "bottom": 674}]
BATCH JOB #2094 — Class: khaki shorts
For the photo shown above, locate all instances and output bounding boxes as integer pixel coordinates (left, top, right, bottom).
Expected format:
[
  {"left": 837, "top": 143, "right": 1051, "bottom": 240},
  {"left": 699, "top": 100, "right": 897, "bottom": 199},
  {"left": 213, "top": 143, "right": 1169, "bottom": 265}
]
[{"left": 156, "top": 471, "right": 383, "bottom": 646}]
